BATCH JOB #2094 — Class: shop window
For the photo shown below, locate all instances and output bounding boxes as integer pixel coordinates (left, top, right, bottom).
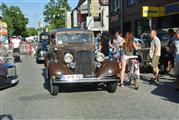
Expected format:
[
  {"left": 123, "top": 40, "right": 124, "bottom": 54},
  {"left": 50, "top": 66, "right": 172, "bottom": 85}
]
[
  {"left": 135, "top": 20, "right": 150, "bottom": 36},
  {"left": 114, "top": 0, "right": 120, "bottom": 11},
  {"left": 110, "top": 0, "right": 114, "bottom": 12},
  {"left": 127, "top": 0, "right": 136, "bottom": 6},
  {"left": 110, "top": 0, "right": 120, "bottom": 12}
]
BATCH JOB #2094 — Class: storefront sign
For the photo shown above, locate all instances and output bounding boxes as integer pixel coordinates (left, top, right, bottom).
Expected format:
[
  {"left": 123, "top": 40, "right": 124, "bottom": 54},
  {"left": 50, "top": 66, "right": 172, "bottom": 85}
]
[
  {"left": 142, "top": 6, "right": 164, "bottom": 17},
  {"left": 143, "top": 2, "right": 179, "bottom": 17},
  {"left": 164, "top": 2, "right": 179, "bottom": 15}
]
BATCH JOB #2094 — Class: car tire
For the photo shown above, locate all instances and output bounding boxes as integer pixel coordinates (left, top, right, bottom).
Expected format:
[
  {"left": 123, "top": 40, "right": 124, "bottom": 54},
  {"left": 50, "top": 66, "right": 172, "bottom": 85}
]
[
  {"left": 106, "top": 82, "right": 117, "bottom": 93},
  {"left": 36, "top": 57, "right": 39, "bottom": 64},
  {"left": 45, "top": 69, "right": 49, "bottom": 80},
  {"left": 49, "top": 78, "right": 58, "bottom": 96},
  {"left": 44, "top": 56, "right": 48, "bottom": 67}
]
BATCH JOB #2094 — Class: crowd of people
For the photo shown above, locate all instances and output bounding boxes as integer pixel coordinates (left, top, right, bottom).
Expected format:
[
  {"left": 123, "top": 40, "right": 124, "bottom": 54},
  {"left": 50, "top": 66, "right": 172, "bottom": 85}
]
[
  {"left": 95, "top": 28, "right": 179, "bottom": 91},
  {"left": 0, "top": 36, "right": 36, "bottom": 61}
]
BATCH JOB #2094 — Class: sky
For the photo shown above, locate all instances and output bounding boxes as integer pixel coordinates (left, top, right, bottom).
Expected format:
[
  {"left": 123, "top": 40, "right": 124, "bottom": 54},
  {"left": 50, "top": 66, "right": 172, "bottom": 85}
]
[{"left": 1, "top": 0, "right": 78, "bottom": 28}]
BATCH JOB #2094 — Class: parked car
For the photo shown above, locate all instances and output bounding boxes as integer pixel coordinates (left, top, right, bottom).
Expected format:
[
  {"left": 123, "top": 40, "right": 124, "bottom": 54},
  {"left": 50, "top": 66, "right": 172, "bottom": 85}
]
[
  {"left": 0, "top": 47, "right": 18, "bottom": 89},
  {"left": 44, "top": 28, "right": 119, "bottom": 95},
  {"left": 36, "top": 32, "right": 49, "bottom": 63}
]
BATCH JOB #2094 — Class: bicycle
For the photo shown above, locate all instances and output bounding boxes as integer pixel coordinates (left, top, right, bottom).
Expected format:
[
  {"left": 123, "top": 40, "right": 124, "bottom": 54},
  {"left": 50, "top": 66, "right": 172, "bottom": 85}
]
[{"left": 126, "top": 55, "right": 140, "bottom": 90}]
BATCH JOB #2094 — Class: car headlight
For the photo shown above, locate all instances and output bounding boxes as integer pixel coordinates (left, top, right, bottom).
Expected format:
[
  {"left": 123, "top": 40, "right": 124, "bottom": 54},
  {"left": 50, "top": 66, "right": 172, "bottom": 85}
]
[
  {"left": 64, "top": 53, "right": 73, "bottom": 63},
  {"left": 40, "top": 51, "right": 44, "bottom": 54},
  {"left": 95, "top": 51, "right": 105, "bottom": 62}
]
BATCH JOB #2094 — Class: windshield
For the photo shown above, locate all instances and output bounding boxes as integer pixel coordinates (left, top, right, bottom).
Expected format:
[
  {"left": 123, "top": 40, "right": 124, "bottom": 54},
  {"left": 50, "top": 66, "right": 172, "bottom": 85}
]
[
  {"left": 40, "top": 35, "right": 48, "bottom": 40},
  {"left": 56, "top": 32, "right": 93, "bottom": 44}
]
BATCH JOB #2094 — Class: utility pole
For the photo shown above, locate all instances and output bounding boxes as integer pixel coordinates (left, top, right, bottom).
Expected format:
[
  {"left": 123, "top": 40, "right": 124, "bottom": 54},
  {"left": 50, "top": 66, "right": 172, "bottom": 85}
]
[
  {"left": 120, "top": 0, "right": 123, "bottom": 34},
  {"left": 100, "top": 6, "right": 104, "bottom": 34},
  {"left": 88, "top": 0, "right": 91, "bottom": 16}
]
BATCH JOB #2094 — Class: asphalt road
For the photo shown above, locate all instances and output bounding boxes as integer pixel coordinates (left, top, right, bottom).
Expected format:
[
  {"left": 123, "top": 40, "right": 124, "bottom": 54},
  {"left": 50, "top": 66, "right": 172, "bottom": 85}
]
[{"left": 0, "top": 55, "right": 179, "bottom": 120}]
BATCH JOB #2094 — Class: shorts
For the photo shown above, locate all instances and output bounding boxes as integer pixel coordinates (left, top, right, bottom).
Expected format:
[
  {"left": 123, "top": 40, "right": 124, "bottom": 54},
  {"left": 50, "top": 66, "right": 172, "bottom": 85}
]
[
  {"left": 151, "top": 55, "right": 160, "bottom": 68},
  {"left": 174, "top": 62, "right": 179, "bottom": 75},
  {"left": 13, "top": 48, "right": 20, "bottom": 52},
  {"left": 113, "top": 53, "right": 120, "bottom": 60},
  {"left": 120, "top": 54, "right": 126, "bottom": 62}
]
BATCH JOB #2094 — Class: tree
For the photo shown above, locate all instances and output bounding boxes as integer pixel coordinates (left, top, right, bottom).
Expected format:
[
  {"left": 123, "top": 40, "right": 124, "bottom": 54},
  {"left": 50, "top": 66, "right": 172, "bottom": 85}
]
[
  {"left": 43, "top": 0, "right": 70, "bottom": 29},
  {"left": 0, "top": 3, "right": 28, "bottom": 36},
  {"left": 25, "top": 28, "right": 38, "bottom": 37},
  {"left": 0, "top": 3, "right": 14, "bottom": 36}
]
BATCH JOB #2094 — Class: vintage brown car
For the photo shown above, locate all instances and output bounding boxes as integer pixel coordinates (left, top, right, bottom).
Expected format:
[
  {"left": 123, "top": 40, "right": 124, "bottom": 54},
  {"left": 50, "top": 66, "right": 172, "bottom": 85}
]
[{"left": 44, "top": 28, "right": 119, "bottom": 95}]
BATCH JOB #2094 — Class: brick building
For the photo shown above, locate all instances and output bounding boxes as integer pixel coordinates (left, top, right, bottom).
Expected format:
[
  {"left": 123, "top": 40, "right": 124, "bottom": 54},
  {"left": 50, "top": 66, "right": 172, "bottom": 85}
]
[{"left": 109, "top": 0, "right": 179, "bottom": 36}]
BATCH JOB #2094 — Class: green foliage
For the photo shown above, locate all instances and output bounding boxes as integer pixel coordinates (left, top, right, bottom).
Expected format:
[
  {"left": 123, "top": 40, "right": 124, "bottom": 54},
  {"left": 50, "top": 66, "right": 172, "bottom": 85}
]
[
  {"left": 0, "top": 3, "right": 28, "bottom": 36},
  {"left": 43, "top": 0, "right": 71, "bottom": 29},
  {"left": 25, "top": 28, "right": 38, "bottom": 37}
]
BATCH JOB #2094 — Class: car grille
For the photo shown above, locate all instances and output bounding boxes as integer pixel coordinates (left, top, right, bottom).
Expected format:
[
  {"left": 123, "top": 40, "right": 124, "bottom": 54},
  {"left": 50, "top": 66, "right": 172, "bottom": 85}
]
[
  {"left": 75, "top": 51, "right": 93, "bottom": 77},
  {"left": 38, "top": 51, "right": 46, "bottom": 57}
]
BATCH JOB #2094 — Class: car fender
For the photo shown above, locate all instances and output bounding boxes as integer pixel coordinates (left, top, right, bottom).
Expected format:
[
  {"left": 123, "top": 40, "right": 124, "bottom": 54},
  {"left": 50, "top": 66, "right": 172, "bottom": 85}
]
[
  {"left": 0, "top": 65, "right": 7, "bottom": 77},
  {"left": 48, "top": 61, "right": 73, "bottom": 77},
  {"left": 95, "top": 58, "right": 119, "bottom": 78}
]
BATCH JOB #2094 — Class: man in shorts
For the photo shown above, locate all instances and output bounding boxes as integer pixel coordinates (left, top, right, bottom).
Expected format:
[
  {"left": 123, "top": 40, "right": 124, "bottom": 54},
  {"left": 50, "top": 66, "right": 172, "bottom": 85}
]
[{"left": 149, "top": 30, "right": 161, "bottom": 82}]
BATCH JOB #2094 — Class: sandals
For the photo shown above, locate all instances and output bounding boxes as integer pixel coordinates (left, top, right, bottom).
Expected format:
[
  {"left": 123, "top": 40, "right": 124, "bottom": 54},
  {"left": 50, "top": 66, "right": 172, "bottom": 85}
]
[
  {"left": 117, "top": 82, "right": 124, "bottom": 87},
  {"left": 149, "top": 78, "right": 156, "bottom": 82},
  {"left": 149, "top": 76, "right": 159, "bottom": 83}
]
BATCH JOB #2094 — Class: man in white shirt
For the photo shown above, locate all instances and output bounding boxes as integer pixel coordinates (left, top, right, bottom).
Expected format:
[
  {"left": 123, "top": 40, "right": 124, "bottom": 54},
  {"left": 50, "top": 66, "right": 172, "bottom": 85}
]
[
  {"left": 12, "top": 36, "right": 21, "bottom": 55},
  {"left": 149, "top": 30, "right": 161, "bottom": 82}
]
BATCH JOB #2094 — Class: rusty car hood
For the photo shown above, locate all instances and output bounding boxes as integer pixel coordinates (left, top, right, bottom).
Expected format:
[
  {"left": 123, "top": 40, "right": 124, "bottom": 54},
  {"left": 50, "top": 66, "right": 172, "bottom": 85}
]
[{"left": 57, "top": 43, "right": 95, "bottom": 52}]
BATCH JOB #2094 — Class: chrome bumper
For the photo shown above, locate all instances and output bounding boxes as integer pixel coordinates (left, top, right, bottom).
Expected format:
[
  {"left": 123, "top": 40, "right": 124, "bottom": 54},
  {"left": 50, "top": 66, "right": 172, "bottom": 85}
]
[
  {"left": 37, "top": 57, "right": 45, "bottom": 60},
  {"left": 53, "top": 78, "right": 118, "bottom": 84},
  {"left": 11, "top": 79, "right": 19, "bottom": 84},
  {"left": 0, "top": 77, "right": 19, "bottom": 89}
]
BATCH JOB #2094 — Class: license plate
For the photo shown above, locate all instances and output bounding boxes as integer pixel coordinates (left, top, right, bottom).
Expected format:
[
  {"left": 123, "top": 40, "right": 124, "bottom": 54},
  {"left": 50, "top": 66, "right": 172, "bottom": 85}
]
[
  {"left": 7, "top": 68, "right": 16, "bottom": 77},
  {"left": 61, "top": 74, "right": 83, "bottom": 80}
]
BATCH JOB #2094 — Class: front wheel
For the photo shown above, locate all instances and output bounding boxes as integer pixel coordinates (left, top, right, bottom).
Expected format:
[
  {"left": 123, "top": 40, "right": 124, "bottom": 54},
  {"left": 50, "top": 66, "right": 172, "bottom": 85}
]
[
  {"left": 106, "top": 82, "right": 117, "bottom": 93},
  {"left": 36, "top": 58, "right": 39, "bottom": 64},
  {"left": 49, "top": 78, "right": 59, "bottom": 96}
]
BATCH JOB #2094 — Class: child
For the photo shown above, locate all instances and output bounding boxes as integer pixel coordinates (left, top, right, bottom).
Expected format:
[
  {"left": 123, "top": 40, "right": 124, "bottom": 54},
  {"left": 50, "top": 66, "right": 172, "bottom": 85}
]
[
  {"left": 109, "top": 36, "right": 122, "bottom": 71},
  {"left": 110, "top": 36, "right": 121, "bottom": 60}
]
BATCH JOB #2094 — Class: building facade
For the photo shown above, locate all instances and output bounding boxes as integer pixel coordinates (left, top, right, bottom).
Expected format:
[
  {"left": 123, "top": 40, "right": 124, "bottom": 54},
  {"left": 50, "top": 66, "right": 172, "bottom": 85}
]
[
  {"left": 109, "top": 0, "right": 179, "bottom": 36},
  {"left": 71, "top": 0, "right": 109, "bottom": 34},
  {"left": 66, "top": 11, "right": 72, "bottom": 28}
]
